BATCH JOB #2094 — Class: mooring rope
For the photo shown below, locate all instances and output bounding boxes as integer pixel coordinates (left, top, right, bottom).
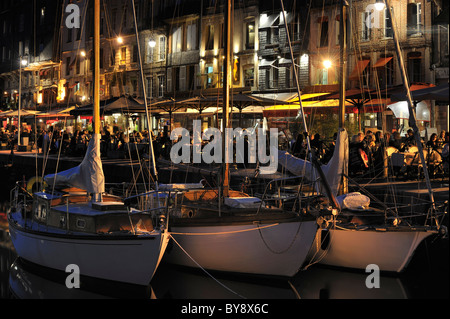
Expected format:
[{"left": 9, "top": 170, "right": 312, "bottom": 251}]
[
  {"left": 258, "top": 220, "right": 303, "bottom": 255},
  {"left": 169, "top": 234, "right": 246, "bottom": 299},
  {"left": 170, "top": 223, "right": 280, "bottom": 236}
]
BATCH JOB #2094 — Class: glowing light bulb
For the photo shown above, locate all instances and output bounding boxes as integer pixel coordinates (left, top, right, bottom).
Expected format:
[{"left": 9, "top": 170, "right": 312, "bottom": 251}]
[{"left": 323, "top": 60, "right": 332, "bottom": 69}]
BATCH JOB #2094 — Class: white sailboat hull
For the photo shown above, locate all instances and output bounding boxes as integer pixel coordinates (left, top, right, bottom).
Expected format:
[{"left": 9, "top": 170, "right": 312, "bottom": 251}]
[
  {"left": 164, "top": 220, "right": 317, "bottom": 277},
  {"left": 308, "top": 227, "right": 437, "bottom": 273},
  {"left": 9, "top": 221, "right": 170, "bottom": 286}
]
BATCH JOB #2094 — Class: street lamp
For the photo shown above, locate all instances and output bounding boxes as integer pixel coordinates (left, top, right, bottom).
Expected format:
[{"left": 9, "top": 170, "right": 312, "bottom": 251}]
[
  {"left": 18, "top": 56, "right": 28, "bottom": 150},
  {"left": 117, "top": 36, "right": 123, "bottom": 44},
  {"left": 323, "top": 59, "right": 332, "bottom": 69},
  {"left": 375, "top": 0, "right": 385, "bottom": 11}
]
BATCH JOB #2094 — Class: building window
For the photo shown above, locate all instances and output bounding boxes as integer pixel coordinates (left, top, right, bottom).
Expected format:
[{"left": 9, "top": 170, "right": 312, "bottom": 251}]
[
  {"left": 76, "top": 58, "right": 80, "bottom": 74},
  {"left": 146, "top": 41, "right": 154, "bottom": 63},
  {"left": 132, "top": 45, "right": 138, "bottom": 63},
  {"left": 219, "top": 23, "right": 225, "bottom": 49},
  {"left": 318, "top": 68, "right": 328, "bottom": 85},
  {"left": 158, "top": 75, "right": 164, "bottom": 97},
  {"left": 335, "top": 19, "right": 340, "bottom": 46},
  {"left": 40, "top": 7, "right": 46, "bottom": 25},
  {"left": 361, "top": 12, "right": 371, "bottom": 41},
  {"left": 269, "top": 27, "right": 279, "bottom": 45},
  {"left": 187, "top": 23, "right": 197, "bottom": 51},
  {"left": 244, "top": 67, "right": 254, "bottom": 87},
  {"left": 172, "top": 26, "right": 182, "bottom": 53},
  {"left": 407, "top": 2, "right": 422, "bottom": 36},
  {"left": 206, "top": 25, "right": 214, "bottom": 51},
  {"left": 246, "top": 21, "right": 255, "bottom": 49},
  {"left": 408, "top": 52, "right": 422, "bottom": 83},
  {"left": 120, "top": 47, "right": 126, "bottom": 64},
  {"left": 147, "top": 77, "right": 153, "bottom": 98},
  {"left": 206, "top": 63, "right": 214, "bottom": 88},
  {"left": 159, "top": 36, "right": 166, "bottom": 60},
  {"left": 66, "top": 57, "right": 71, "bottom": 76},
  {"left": 384, "top": 7, "right": 393, "bottom": 38}
]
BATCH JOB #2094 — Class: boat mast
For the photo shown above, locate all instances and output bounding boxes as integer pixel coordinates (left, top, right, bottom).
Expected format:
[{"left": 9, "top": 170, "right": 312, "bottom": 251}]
[
  {"left": 279, "top": 3, "right": 311, "bottom": 155},
  {"left": 222, "top": 0, "right": 231, "bottom": 198},
  {"left": 339, "top": 0, "right": 348, "bottom": 194},
  {"left": 280, "top": 1, "right": 339, "bottom": 208},
  {"left": 384, "top": 0, "right": 436, "bottom": 214},
  {"left": 93, "top": 0, "right": 101, "bottom": 202},
  {"left": 131, "top": 0, "right": 159, "bottom": 190}
]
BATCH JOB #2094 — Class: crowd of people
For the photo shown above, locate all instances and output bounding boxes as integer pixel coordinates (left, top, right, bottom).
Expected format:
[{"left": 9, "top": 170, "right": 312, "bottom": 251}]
[
  {"left": 287, "top": 128, "right": 449, "bottom": 177},
  {"left": 1, "top": 122, "right": 449, "bottom": 179}
]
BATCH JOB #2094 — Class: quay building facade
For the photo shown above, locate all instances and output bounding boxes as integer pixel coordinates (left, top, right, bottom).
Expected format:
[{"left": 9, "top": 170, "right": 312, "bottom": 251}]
[{"left": 0, "top": 0, "right": 448, "bottom": 138}]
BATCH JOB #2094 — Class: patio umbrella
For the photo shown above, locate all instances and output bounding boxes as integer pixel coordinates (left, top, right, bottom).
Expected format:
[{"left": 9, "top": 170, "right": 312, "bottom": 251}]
[
  {"left": 70, "top": 95, "right": 145, "bottom": 116},
  {"left": 0, "top": 109, "right": 40, "bottom": 117},
  {"left": 204, "top": 93, "right": 291, "bottom": 127}
]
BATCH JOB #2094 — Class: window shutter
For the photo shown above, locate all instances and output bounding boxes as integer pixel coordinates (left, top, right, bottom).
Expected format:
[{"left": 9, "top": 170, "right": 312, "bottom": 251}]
[
  {"left": 180, "top": 66, "right": 186, "bottom": 91},
  {"left": 167, "top": 68, "right": 172, "bottom": 92}
]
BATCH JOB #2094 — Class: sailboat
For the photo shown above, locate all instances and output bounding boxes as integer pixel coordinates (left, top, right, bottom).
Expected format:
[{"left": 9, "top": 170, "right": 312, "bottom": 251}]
[
  {"left": 279, "top": 0, "right": 447, "bottom": 273},
  {"left": 7, "top": 0, "right": 170, "bottom": 287},
  {"left": 159, "top": 0, "right": 323, "bottom": 278}
]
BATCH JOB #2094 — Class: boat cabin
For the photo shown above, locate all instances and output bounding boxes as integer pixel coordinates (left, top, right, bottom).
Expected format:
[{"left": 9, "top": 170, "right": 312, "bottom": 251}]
[{"left": 31, "top": 190, "right": 155, "bottom": 234}]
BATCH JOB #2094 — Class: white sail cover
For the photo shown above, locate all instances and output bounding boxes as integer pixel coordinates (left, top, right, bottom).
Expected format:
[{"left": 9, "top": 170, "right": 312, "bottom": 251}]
[
  {"left": 276, "top": 128, "right": 349, "bottom": 197},
  {"left": 45, "top": 133, "right": 105, "bottom": 194}
]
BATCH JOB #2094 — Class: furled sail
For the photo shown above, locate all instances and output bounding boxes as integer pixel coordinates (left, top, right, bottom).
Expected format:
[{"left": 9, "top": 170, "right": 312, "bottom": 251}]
[
  {"left": 276, "top": 128, "right": 348, "bottom": 197},
  {"left": 45, "top": 133, "right": 105, "bottom": 194}
]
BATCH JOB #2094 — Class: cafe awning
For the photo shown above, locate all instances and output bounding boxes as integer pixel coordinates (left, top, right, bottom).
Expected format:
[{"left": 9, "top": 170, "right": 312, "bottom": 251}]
[
  {"left": 349, "top": 59, "right": 370, "bottom": 80},
  {"left": 388, "top": 101, "right": 430, "bottom": 121},
  {"left": 70, "top": 96, "right": 145, "bottom": 116},
  {"left": 373, "top": 57, "right": 393, "bottom": 68}
]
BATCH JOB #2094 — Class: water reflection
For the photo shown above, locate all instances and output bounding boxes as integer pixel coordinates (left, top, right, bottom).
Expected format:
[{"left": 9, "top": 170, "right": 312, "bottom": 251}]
[
  {"left": 8, "top": 258, "right": 157, "bottom": 299},
  {"left": 151, "top": 263, "right": 409, "bottom": 299}
]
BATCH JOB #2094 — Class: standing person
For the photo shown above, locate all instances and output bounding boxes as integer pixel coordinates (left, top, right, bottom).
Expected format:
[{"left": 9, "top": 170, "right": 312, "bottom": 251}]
[{"left": 42, "top": 130, "right": 50, "bottom": 155}]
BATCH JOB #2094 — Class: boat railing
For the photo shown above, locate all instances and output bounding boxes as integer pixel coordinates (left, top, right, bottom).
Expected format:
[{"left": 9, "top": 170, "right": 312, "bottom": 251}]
[{"left": 256, "top": 175, "right": 323, "bottom": 215}]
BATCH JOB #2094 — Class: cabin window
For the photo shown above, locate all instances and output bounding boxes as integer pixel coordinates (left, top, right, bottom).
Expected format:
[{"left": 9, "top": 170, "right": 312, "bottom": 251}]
[
  {"left": 76, "top": 219, "right": 86, "bottom": 229},
  {"left": 60, "top": 215, "right": 66, "bottom": 228},
  {"left": 34, "top": 201, "right": 47, "bottom": 221}
]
